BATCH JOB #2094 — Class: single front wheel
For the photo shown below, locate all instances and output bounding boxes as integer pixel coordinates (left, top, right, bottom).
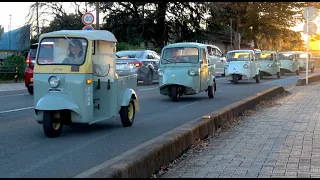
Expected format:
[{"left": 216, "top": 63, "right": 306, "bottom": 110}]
[
  {"left": 311, "top": 66, "right": 315, "bottom": 73},
  {"left": 120, "top": 99, "right": 135, "bottom": 127},
  {"left": 296, "top": 69, "right": 300, "bottom": 75},
  {"left": 43, "top": 111, "right": 63, "bottom": 138},
  {"left": 232, "top": 75, "right": 239, "bottom": 84},
  {"left": 171, "top": 86, "right": 180, "bottom": 102}
]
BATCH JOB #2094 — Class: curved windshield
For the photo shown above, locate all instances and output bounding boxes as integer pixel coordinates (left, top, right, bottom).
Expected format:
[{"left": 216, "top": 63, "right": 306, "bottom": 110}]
[
  {"left": 227, "top": 52, "right": 251, "bottom": 62},
  {"left": 255, "top": 52, "right": 274, "bottom": 60},
  {"left": 116, "top": 51, "right": 143, "bottom": 59},
  {"left": 278, "top": 53, "right": 295, "bottom": 60},
  {"left": 161, "top": 47, "right": 199, "bottom": 64},
  {"left": 297, "top": 53, "right": 310, "bottom": 60},
  {"left": 37, "top": 37, "right": 88, "bottom": 65}
]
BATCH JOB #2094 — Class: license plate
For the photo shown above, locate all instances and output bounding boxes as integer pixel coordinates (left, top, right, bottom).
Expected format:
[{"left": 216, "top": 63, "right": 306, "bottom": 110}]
[{"left": 116, "top": 64, "right": 125, "bottom": 69}]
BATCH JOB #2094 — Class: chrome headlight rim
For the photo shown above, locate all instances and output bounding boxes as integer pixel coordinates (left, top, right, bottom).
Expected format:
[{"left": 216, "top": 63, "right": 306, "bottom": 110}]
[
  {"left": 158, "top": 69, "right": 164, "bottom": 77},
  {"left": 188, "top": 69, "right": 196, "bottom": 76},
  {"left": 48, "top": 75, "right": 60, "bottom": 88}
]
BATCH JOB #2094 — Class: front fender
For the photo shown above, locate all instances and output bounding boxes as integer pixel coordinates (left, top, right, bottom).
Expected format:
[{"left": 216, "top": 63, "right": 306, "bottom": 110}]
[
  {"left": 207, "top": 75, "right": 215, "bottom": 86},
  {"left": 121, "top": 88, "right": 140, "bottom": 112},
  {"left": 35, "top": 93, "right": 80, "bottom": 115}
]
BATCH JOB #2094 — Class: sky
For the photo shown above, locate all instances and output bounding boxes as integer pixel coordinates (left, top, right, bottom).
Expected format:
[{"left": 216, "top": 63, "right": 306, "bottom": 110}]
[{"left": 0, "top": 2, "right": 104, "bottom": 32}]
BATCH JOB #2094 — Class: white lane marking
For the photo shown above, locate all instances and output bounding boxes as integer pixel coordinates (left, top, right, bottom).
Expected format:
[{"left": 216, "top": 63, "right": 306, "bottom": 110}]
[
  {"left": 0, "top": 93, "right": 29, "bottom": 98},
  {"left": 0, "top": 107, "right": 33, "bottom": 114},
  {"left": 261, "top": 76, "right": 298, "bottom": 84},
  {"left": 178, "top": 101, "right": 199, "bottom": 109},
  {"left": 138, "top": 87, "right": 158, "bottom": 91}
]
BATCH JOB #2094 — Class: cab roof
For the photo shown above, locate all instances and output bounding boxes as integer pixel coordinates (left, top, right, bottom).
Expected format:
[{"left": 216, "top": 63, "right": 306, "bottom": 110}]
[
  {"left": 259, "top": 50, "right": 277, "bottom": 54},
  {"left": 227, "top": 49, "right": 254, "bottom": 53},
  {"left": 39, "top": 30, "right": 117, "bottom": 42},
  {"left": 164, "top": 42, "right": 205, "bottom": 48}
]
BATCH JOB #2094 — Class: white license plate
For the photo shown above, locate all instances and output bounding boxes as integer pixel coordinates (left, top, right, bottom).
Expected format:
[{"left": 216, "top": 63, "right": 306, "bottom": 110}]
[{"left": 116, "top": 64, "right": 125, "bottom": 69}]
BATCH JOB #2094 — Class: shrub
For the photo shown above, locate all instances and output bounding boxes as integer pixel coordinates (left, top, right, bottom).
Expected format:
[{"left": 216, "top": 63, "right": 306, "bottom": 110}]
[
  {"left": 116, "top": 42, "right": 141, "bottom": 51},
  {"left": 0, "top": 54, "right": 26, "bottom": 81}
]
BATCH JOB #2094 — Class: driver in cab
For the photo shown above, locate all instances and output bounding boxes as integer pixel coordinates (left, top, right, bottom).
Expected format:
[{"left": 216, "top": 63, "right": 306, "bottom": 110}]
[
  {"left": 62, "top": 39, "right": 85, "bottom": 65},
  {"left": 171, "top": 49, "right": 184, "bottom": 62}
]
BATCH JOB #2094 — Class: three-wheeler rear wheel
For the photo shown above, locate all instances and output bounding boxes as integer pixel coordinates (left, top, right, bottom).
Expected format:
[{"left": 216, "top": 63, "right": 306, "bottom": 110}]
[
  {"left": 276, "top": 72, "right": 280, "bottom": 79},
  {"left": 43, "top": 111, "right": 63, "bottom": 138},
  {"left": 208, "top": 81, "right": 215, "bottom": 98},
  {"left": 120, "top": 98, "right": 136, "bottom": 127}
]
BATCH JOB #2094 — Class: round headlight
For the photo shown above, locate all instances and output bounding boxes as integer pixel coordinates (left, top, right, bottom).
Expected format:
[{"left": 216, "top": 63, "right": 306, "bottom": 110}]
[
  {"left": 158, "top": 69, "right": 164, "bottom": 77},
  {"left": 268, "top": 63, "right": 272, "bottom": 67},
  {"left": 289, "top": 63, "right": 293, "bottom": 65},
  {"left": 188, "top": 69, "right": 196, "bottom": 76},
  {"left": 48, "top": 76, "right": 59, "bottom": 88}
]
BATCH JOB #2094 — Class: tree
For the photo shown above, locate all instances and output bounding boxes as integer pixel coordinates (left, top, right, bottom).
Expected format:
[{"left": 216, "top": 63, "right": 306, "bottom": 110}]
[{"left": 0, "top": 25, "right": 4, "bottom": 38}]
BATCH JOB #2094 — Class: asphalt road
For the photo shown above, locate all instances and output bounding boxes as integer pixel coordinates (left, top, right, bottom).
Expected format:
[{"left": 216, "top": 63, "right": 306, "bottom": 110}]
[{"left": 0, "top": 70, "right": 318, "bottom": 178}]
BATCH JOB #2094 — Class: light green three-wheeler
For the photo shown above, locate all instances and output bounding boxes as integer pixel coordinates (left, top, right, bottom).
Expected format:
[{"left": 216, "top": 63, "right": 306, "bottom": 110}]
[
  {"left": 33, "top": 30, "right": 140, "bottom": 138},
  {"left": 158, "top": 42, "right": 217, "bottom": 102},
  {"left": 255, "top": 51, "right": 281, "bottom": 79},
  {"left": 277, "top": 51, "right": 300, "bottom": 75}
]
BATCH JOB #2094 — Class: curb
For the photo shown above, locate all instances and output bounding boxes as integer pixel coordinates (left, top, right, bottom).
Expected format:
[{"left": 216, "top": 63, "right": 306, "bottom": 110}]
[
  {"left": 296, "top": 73, "right": 320, "bottom": 86},
  {"left": 79, "top": 86, "right": 285, "bottom": 178}
]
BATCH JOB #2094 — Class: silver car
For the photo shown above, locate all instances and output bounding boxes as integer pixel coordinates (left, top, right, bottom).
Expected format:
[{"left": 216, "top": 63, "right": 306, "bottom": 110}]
[
  {"left": 205, "top": 44, "right": 227, "bottom": 76},
  {"left": 116, "top": 50, "right": 160, "bottom": 85}
]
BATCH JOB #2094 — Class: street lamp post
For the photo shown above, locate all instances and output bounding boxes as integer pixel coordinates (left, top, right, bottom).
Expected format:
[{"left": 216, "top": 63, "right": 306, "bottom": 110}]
[{"left": 9, "top": 14, "right": 12, "bottom": 50}]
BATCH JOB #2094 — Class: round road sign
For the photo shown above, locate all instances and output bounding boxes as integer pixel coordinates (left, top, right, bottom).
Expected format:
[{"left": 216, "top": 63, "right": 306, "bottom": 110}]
[
  {"left": 82, "top": 25, "right": 95, "bottom": 30},
  {"left": 82, "top": 12, "right": 95, "bottom": 25},
  {"left": 303, "top": 7, "right": 318, "bottom": 21},
  {"left": 303, "top": 22, "right": 317, "bottom": 36}
]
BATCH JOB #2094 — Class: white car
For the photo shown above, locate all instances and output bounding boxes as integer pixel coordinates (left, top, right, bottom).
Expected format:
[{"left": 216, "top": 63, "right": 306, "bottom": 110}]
[
  {"left": 225, "top": 50, "right": 261, "bottom": 84},
  {"left": 205, "top": 44, "right": 227, "bottom": 76}
]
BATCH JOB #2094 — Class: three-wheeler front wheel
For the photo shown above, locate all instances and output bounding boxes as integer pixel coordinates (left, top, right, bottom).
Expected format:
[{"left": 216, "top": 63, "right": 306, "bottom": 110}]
[
  {"left": 296, "top": 70, "right": 300, "bottom": 75},
  {"left": 171, "top": 85, "right": 181, "bottom": 102},
  {"left": 232, "top": 75, "right": 239, "bottom": 84},
  {"left": 43, "top": 111, "right": 63, "bottom": 138},
  {"left": 120, "top": 98, "right": 135, "bottom": 127}
]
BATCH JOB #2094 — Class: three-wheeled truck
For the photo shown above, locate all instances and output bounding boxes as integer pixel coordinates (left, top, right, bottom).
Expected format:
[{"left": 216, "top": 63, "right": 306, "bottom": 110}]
[{"left": 33, "top": 30, "right": 140, "bottom": 138}]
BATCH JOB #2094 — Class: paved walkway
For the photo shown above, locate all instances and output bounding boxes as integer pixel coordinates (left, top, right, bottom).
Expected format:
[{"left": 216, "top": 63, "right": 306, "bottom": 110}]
[
  {"left": 0, "top": 83, "right": 25, "bottom": 92},
  {"left": 161, "top": 83, "right": 320, "bottom": 178}
]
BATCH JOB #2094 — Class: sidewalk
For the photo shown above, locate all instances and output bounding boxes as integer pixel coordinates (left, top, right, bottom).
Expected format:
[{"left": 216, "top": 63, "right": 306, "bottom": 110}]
[
  {"left": 0, "top": 82, "right": 25, "bottom": 92},
  {"left": 160, "top": 82, "right": 320, "bottom": 178}
]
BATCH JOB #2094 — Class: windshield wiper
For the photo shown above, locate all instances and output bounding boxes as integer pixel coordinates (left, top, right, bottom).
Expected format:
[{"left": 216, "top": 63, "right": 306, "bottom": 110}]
[{"left": 63, "top": 34, "right": 76, "bottom": 47}]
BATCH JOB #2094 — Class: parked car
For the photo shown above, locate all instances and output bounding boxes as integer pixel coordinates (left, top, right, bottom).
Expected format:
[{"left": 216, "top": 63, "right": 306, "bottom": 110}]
[
  {"left": 24, "top": 43, "right": 38, "bottom": 95},
  {"left": 116, "top": 50, "right": 160, "bottom": 85},
  {"left": 205, "top": 44, "right": 226, "bottom": 76},
  {"left": 24, "top": 42, "right": 55, "bottom": 95}
]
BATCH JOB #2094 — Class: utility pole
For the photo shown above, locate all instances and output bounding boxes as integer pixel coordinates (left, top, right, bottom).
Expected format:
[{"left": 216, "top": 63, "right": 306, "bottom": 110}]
[
  {"left": 96, "top": 2, "right": 100, "bottom": 30},
  {"left": 230, "top": 18, "right": 233, "bottom": 50},
  {"left": 9, "top": 14, "right": 12, "bottom": 50}
]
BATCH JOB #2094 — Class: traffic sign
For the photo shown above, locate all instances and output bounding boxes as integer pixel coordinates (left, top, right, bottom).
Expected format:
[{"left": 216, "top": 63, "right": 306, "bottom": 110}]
[
  {"left": 303, "top": 22, "right": 317, "bottom": 36},
  {"left": 82, "top": 12, "right": 95, "bottom": 25},
  {"left": 303, "top": 7, "right": 318, "bottom": 21},
  {"left": 82, "top": 25, "right": 95, "bottom": 30}
]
